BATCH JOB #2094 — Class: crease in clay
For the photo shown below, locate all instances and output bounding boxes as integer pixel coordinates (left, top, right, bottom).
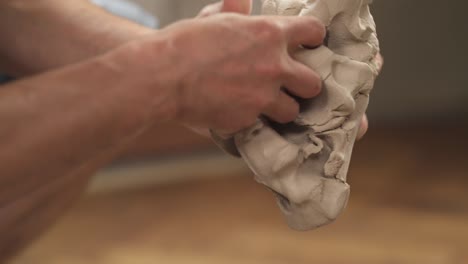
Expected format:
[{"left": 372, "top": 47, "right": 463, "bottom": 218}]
[{"left": 213, "top": 0, "right": 380, "bottom": 231}]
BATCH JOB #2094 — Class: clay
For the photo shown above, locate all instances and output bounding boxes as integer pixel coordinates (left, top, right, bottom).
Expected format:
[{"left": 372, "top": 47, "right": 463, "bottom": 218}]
[{"left": 213, "top": 0, "right": 380, "bottom": 230}]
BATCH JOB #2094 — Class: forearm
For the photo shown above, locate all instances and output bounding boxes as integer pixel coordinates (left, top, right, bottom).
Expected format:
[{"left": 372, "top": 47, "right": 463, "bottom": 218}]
[
  {"left": 0, "top": 41, "right": 176, "bottom": 259},
  {"left": 0, "top": 0, "right": 154, "bottom": 76}
]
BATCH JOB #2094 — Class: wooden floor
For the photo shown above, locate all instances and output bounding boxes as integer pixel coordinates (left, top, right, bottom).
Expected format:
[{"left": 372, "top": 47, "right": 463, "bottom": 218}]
[{"left": 11, "top": 126, "right": 468, "bottom": 264}]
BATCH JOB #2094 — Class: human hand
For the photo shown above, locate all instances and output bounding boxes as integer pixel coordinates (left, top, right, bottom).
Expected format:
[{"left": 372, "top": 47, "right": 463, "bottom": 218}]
[
  {"left": 195, "top": 0, "right": 382, "bottom": 140},
  {"left": 197, "top": 0, "right": 253, "bottom": 18},
  {"left": 356, "top": 53, "right": 383, "bottom": 140},
  {"left": 186, "top": 0, "right": 254, "bottom": 137},
  {"left": 155, "top": 14, "right": 325, "bottom": 135}
]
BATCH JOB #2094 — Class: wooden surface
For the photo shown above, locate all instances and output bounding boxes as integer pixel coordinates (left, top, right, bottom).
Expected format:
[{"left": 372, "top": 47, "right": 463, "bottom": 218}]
[{"left": 11, "top": 126, "right": 468, "bottom": 264}]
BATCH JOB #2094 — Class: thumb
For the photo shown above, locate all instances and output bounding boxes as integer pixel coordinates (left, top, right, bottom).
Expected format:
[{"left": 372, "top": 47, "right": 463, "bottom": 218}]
[{"left": 221, "top": 0, "right": 252, "bottom": 15}]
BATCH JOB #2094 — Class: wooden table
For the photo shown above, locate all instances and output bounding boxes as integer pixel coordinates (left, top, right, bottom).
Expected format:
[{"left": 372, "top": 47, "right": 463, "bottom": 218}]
[{"left": 11, "top": 126, "right": 468, "bottom": 264}]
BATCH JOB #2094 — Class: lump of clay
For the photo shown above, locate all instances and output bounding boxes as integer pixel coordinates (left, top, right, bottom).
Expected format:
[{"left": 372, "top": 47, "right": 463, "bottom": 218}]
[{"left": 213, "top": 0, "right": 380, "bottom": 231}]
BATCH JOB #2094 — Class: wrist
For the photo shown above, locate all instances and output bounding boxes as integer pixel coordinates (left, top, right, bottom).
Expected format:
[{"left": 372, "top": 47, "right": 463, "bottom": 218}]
[{"left": 98, "top": 36, "right": 182, "bottom": 127}]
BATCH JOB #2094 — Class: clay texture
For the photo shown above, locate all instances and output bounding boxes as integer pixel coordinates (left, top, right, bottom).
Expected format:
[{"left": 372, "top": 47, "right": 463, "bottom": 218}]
[{"left": 213, "top": 0, "right": 380, "bottom": 230}]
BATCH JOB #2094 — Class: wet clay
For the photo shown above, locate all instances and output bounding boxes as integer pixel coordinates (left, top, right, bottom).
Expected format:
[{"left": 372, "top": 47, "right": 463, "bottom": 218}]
[{"left": 213, "top": 0, "right": 380, "bottom": 230}]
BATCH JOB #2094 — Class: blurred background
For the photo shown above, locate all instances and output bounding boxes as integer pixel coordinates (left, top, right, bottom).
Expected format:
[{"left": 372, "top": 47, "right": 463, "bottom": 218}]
[{"left": 12, "top": 0, "right": 468, "bottom": 264}]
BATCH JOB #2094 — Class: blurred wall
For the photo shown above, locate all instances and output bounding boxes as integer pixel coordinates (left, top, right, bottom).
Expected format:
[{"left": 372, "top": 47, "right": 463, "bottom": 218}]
[
  {"left": 132, "top": 0, "right": 468, "bottom": 123},
  {"left": 370, "top": 0, "right": 468, "bottom": 123},
  {"left": 131, "top": 0, "right": 175, "bottom": 26}
]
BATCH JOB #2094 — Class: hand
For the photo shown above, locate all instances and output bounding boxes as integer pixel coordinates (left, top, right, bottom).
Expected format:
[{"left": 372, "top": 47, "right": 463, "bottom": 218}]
[
  {"left": 197, "top": 0, "right": 252, "bottom": 18},
  {"left": 154, "top": 14, "right": 325, "bottom": 135},
  {"left": 188, "top": 0, "right": 254, "bottom": 137},
  {"left": 356, "top": 53, "right": 384, "bottom": 140},
  {"left": 196, "top": 0, "right": 382, "bottom": 140}
]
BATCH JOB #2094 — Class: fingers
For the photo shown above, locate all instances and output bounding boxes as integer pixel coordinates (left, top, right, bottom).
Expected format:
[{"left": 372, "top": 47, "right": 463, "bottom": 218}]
[
  {"left": 357, "top": 55, "right": 378, "bottom": 141},
  {"left": 356, "top": 115, "right": 369, "bottom": 141},
  {"left": 197, "top": 0, "right": 252, "bottom": 18},
  {"left": 197, "top": 2, "right": 223, "bottom": 18},
  {"left": 186, "top": 125, "right": 211, "bottom": 138},
  {"left": 282, "top": 58, "right": 322, "bottom": 99},
  {"left": 280, "top": 16, "right": 326, "bottom": 50},
  {"left": 375, "top": 53, "right": 384, "bottom": 73},
  {"left": 222, "top": 0, "right": 252, "bottom": 15},
  {"left": 263, "top": 91, "right": 300, "bottom": 123}
]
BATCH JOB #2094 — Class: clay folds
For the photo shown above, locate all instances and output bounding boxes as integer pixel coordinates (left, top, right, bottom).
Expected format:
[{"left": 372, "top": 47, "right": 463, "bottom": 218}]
[{"left": 213, "top": 0, "right": 380, "bottom": 231}]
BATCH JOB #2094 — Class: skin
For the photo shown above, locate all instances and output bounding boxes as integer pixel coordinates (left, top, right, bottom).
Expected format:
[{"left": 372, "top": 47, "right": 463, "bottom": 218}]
[
  {"left": 0, "top": 0, "right": 324, "bottom": 260},
  {"left": 0, "top": 0, "right": 378, "bottom": 260},
  {"left": 0, "top": 0, "right": 155, "bottom": 76}
]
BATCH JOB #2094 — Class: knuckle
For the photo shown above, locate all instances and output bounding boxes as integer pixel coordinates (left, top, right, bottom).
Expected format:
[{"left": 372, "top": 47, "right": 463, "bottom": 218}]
[
  {"left": 225, "top": 117, "right": 255, "bottom": 133},
  {"left": 219, "top": 112, "right": 257, "bottom": 133},
  {"left": 254, "top": 19, "right": 284, "bottom": 42},
  {"left": 290, "top": 102, "right": 300, "bottom": 118},
  {"left": 299, "top": 16, "right": 326, "bottom": 37},
  {"left": 250, "top": 91, "right": 275, "bottom": 111},
  {"left": 280, "top": 103, "right": 300, "bottom": 124},
  {"left": 319, "top": 25, "right": 327, "bottom": 41},
  {"left": 241, "top": 115, "right": 258, "bottom": 129},
  {"left": 314, "top": 79, "right": 323, "bottom": 95},
  {"left": 297, "top": 70, "right": 322, "bottom": 99},
  {"left": 257, "top": 93, "right": 275, "bottom": 109},
  {"left": 218, "top": 118, "right": 239, "bottom": 133},
  {"left": 255, "top": 61, "right": 284, "bottom": 79},
  {"left": 310, "top": 18, "right": 326, "bottom": 40},
  {"left": 306, "top": 79, "right": 322, "bottom": 98}
]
